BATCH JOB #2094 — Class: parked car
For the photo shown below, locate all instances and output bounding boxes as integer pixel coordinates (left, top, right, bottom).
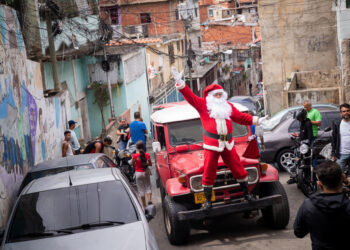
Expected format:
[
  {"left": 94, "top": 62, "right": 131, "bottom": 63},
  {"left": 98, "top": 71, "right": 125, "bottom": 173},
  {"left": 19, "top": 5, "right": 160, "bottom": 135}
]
[
  {"left": 151, "top": 102, "right": 289, "bottom": 245},
  {"left": 17, "top": 154, "right": 116, "bottom": 195},
  {"left": 260, "top": 107, "right": 341, "bottom": 171},
  {"left": 1, "top": 168, "right": 159, "bottom": 250},
  {"left": 228, "top": 96, "right": 263, "bottom": 116}
]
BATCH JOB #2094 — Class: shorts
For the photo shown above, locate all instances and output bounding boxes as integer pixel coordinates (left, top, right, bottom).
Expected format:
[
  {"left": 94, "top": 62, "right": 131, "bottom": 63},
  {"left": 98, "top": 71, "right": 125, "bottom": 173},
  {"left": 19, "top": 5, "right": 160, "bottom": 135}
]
[{"left": 136, "top": 171, "right": 152, "bottom": 197}]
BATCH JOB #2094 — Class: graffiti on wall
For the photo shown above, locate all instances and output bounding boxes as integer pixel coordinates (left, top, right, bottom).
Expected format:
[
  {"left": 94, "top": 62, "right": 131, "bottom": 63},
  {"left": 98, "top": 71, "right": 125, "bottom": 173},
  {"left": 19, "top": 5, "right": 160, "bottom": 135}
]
[{"left": 0, "top": 5, "right": 70, "bottom": 229}]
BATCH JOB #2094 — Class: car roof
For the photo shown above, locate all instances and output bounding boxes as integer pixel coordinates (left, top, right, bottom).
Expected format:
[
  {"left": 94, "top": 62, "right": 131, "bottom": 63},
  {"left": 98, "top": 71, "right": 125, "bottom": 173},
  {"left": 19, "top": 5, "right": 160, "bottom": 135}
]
[
  {"left": 30, "top": 154, "right": 105, "bottom": 173},
  {"left": 24, "top": 168, "right": 120, "bottom": 194},
  {"left": 151, "top": 102, "right": 249, "bottom": 124},
  {"left": 229, "top": 96, "right": 254, "bottom": 103}
]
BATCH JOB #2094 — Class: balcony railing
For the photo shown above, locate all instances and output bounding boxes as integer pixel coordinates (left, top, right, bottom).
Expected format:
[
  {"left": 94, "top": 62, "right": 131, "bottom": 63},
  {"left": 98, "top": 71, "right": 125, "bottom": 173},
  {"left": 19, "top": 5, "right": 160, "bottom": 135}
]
[{"left": 111, "top": 24, "right": 149, "bottom": 39}]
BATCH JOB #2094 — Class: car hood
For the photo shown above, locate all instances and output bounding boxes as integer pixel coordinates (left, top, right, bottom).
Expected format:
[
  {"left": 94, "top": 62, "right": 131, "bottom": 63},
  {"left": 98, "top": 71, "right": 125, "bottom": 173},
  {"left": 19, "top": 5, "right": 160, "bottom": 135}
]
[
  {"left": 4, "top": 221, "right": 151, "bottom": 250},
  {"left": 169, "top": 143, "right": 258, "bottom": 176}
]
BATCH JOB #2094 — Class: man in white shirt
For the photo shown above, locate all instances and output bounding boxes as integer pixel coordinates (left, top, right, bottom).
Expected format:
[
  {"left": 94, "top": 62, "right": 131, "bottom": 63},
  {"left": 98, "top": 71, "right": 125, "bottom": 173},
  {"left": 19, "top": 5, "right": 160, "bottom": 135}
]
[
  {"left": 68, "top": 120, "right": 81, "bottom": 154},
  {"left": 331, "top": 103, "right": 350, "bottom": 173}
]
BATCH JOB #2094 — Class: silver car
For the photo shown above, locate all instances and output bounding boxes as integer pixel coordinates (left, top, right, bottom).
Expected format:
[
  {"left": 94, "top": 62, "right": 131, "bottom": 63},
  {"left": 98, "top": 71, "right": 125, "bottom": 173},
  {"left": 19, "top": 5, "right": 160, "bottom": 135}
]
[{"left": 1, "top": 168, "right": 159, "bottom": 250}]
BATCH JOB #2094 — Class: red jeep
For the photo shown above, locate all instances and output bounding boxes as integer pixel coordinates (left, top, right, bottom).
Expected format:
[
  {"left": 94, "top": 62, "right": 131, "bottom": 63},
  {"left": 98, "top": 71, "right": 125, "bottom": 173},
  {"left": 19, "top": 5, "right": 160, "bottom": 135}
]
[{"left": 151, "top": 101, "right": 290, "bottom": 245}]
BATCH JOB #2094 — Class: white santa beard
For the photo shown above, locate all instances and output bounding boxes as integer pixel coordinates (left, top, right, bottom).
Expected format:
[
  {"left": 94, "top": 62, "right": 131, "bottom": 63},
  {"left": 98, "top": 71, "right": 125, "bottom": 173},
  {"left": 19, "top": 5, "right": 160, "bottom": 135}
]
[{"left": 206, "top": 92, "right": 232, "bottom": 120}]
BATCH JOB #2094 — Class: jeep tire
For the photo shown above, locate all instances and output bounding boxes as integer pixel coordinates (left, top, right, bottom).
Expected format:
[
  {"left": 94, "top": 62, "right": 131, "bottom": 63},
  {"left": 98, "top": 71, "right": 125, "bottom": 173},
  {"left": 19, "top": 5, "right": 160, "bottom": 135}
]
[
  {"left": 259, "top": 181, "right": 290, "bottom": 229},
  {"left": 163, "top": 195, "right": 190, "bottom": 245}
]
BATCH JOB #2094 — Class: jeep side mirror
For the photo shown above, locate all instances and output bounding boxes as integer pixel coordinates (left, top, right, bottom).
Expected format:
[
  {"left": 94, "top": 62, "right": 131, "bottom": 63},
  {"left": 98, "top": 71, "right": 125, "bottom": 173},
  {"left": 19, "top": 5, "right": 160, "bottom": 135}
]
[
  {"left": 152, "top": 142, "right": 161, "bottom": 153},
  {"left": 145, "top": 204, "right": 156, "bottom": 221}
]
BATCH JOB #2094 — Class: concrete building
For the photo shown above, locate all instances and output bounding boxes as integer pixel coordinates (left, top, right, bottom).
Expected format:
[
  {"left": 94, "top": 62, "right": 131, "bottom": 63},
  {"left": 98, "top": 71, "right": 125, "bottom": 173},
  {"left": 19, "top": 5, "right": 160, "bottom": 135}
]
[
  {"left": 335, "top": 0, "right": 350, "bottom": 102},
  {"left": 0, "top": 5, "right": 70, "bottom": 229},
  {"left": 259, "top": 0, "right": 340, "bottom": 115}
]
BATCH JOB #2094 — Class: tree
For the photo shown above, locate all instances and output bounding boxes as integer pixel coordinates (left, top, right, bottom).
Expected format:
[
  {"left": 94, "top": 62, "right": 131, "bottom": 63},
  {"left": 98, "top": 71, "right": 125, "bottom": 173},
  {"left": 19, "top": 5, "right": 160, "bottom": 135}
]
[{"left": 91, "top": 82, "right": 110, "bottom": 130}]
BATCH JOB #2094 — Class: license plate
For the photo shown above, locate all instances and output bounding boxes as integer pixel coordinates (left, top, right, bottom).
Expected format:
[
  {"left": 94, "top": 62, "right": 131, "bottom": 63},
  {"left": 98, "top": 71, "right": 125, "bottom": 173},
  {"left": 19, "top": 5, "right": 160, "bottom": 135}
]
[{"left": 194, "top": 191, "right": 215, "bottom": 204}]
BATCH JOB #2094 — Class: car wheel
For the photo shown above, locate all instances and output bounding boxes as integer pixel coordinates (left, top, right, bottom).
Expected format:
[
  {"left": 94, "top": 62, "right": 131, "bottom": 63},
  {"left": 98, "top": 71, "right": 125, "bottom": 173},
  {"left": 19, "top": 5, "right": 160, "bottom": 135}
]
[
  {"left": 163, "top": 195, "right": 190, "bottom": 245},
  {"left": 277, "top": 149, "right": 295, "bottom": 172},
  {"left": 259, "top": 181, "right": 290, "bottom": 229}
]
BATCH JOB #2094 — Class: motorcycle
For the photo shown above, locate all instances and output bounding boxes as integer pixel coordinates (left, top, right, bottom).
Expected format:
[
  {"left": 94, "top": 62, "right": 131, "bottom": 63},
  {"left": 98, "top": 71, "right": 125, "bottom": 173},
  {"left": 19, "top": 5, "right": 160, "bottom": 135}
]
[
  {"left": 291, "top": 135, "right": 318, "bottom": 197},
  {"left": 114, "top": 141, "right": 137, "bottom": 185}
]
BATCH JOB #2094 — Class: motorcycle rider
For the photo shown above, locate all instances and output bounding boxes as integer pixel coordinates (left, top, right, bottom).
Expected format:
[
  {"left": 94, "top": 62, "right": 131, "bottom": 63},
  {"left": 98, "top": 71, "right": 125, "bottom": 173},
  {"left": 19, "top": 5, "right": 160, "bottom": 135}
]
[
  {"left": 287, "top": 109, "right": 313, "bottom": 184},
  {"left": 83, "top": 136, "right": 113, "bottom": 154}
]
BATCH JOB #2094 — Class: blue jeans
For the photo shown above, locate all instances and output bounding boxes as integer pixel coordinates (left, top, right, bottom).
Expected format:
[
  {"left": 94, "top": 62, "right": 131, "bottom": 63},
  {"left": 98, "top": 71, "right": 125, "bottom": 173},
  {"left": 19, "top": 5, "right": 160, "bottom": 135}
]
[
  {"left": 119, "top": 140, "right": 128, "bottom": 150},
  {"left": 337, "top": 154, "right": 350, "bottom": 175}
]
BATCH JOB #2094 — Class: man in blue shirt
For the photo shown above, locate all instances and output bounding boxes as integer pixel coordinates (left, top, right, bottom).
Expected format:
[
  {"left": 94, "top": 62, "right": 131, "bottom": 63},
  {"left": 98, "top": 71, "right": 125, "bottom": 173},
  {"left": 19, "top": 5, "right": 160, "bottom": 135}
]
[{"left": 130, "top": 112, "right": 148, "bottom": 148}]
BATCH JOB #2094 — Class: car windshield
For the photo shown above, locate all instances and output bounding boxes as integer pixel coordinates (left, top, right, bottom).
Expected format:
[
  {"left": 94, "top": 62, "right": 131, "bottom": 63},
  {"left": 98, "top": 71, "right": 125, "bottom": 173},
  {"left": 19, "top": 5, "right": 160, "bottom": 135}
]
[
  {"left": 262, "top": 109, "right": 295, "bottom": 131},
  {"left": 8, "top": 181, "right": 138, "bottom": 242},
  {"left": 167, "top": 119, "right": 248, "bottom": 146}
]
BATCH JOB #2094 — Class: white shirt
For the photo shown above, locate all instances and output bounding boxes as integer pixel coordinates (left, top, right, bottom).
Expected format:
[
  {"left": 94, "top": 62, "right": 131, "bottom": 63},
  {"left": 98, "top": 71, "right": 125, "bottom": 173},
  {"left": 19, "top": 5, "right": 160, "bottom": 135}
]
[
  {"left": 340, "top": 120, "right": 350, "bottom": 154},
  {"left": 68, "top": 129, "right": 80, "bottom": 151}
]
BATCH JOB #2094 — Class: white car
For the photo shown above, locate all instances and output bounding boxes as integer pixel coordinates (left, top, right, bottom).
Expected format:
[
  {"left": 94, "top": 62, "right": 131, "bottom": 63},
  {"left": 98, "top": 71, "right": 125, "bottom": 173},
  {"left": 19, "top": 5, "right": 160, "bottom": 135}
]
[{"left": 1, "top": 168, "right": 159, "bottom": 250}]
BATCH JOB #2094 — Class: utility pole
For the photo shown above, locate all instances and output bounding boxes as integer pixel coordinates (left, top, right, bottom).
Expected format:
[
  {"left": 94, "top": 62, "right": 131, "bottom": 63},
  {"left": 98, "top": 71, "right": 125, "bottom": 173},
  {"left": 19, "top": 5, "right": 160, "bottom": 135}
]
[
  {"left": 103, "top": 46, "right": 116, "bottom": 118},
  {"left": 45, "top": 8, "right": 60, "bottom": 91},
  {"left": 184, "top": 20, "right": 193, "bottom": 91}
]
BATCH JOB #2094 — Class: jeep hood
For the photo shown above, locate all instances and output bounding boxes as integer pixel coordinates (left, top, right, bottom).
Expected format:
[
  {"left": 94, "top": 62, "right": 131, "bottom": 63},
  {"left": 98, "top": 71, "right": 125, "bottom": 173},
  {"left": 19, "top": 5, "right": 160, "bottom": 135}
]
[{"left": 169, "top": 143, "right": 258, "bottom": 176}]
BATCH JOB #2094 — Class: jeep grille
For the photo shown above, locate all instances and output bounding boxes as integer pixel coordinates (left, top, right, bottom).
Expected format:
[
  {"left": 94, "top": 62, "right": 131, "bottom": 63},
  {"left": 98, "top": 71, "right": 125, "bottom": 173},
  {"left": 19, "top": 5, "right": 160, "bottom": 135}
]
[{"left": 189, "top": 167, "right": 259, "bottom": 192}]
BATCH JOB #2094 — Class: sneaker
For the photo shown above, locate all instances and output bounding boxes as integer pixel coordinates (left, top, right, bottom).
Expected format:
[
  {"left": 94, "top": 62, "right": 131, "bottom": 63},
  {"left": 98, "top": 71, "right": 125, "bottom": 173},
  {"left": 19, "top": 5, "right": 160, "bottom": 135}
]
[{"left": 287, "top": 178, "right": 296, "bottom": 184}]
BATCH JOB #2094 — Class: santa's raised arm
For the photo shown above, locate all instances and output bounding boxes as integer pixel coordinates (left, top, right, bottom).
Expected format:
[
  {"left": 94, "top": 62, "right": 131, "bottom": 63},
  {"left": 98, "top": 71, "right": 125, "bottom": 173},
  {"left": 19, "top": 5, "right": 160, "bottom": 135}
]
[{"left": 172, "top": 67, "right": 259, "bottom": 210}]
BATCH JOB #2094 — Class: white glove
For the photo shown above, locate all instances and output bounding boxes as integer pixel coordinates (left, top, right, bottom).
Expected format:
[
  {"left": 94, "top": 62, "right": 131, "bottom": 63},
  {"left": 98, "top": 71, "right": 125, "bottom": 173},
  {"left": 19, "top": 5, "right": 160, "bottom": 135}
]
[{"left": 172, "top": 67, "right": 186, "bottom": 89}]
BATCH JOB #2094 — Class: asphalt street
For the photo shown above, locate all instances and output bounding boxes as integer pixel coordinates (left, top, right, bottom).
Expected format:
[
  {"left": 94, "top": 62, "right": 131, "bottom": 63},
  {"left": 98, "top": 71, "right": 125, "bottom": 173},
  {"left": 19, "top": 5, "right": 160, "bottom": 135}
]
[{"left": 148, "top": 166, "right": 312, "bottom": 250}]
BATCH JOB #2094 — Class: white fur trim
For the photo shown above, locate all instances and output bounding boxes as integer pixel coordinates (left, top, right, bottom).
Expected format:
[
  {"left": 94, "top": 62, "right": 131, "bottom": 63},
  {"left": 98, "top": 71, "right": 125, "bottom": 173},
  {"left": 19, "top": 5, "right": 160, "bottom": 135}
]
[
  {"left": 248, "top": 135, "right": 255, "bottom": 141},
  {"left": 208, "top": 89, "right": 224, "bottom": 96},
  {"left": 175, "top": 80, "right": 186, "bottom": 90},
  {"left": 203, "top": 140, "right": 235, "bottom": 152},
  {"left": 252, "top": 116, "right": 259, "bottom": 125},
  {"left": 215, "top": 119, "right": 227, "bottom": 135},
  {"left": 236, "top": 176, "right": 249, "bottom": 182},
  {"left": 203, "top": 144, "right": 224, "bottom": 152},
  {"left": 225, "top": 140, "right": 235, "bottom": 150}
]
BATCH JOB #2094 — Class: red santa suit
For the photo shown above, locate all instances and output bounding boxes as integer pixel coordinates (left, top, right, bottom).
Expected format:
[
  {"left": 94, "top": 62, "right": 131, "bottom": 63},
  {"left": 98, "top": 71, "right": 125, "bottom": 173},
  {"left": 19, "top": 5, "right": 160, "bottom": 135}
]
[{"left": 176, "top": 82, "right": 259, "bottom": 186}]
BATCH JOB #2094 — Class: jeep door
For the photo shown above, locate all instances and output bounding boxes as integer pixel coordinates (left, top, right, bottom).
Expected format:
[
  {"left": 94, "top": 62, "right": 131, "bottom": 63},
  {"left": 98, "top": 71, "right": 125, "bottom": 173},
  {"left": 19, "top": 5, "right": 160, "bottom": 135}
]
[{"left": 154, "top": 125, "right": 171, "bottom": 187}]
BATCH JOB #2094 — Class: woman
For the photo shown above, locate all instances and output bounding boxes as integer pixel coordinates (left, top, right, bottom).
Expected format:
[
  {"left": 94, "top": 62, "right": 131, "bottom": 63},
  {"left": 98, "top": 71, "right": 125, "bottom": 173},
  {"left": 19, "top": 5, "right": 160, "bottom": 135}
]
[{"left": 132, "top": 140, "right": 152, "bottom": 207}]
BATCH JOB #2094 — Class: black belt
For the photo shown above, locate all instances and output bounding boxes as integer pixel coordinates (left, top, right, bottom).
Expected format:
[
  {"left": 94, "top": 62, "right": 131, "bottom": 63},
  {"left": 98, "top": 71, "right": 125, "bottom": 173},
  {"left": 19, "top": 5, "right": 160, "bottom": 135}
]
[{"left": 204, "top": 130, "right": 233, "bottom": 141}]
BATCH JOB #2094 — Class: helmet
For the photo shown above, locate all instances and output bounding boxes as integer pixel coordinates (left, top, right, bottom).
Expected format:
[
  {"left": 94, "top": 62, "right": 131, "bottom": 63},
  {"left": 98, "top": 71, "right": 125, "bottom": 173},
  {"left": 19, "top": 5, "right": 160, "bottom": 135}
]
[{"left": 295, "top": 109, "right": 307, "bottom": 121}]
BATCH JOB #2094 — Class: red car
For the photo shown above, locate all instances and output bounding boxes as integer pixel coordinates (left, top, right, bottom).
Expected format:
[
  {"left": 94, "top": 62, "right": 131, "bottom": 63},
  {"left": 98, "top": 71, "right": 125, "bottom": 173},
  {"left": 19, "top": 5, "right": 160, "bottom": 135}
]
[{"left": 151, "top": 102, "right": 290, "bottom": 245}]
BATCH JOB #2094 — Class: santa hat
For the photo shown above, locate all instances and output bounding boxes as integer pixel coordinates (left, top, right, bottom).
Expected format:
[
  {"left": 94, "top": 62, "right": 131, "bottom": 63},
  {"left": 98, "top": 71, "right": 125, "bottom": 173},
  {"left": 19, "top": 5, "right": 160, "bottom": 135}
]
[{"left": 203, "top": 84, "right": 224, "bottom": 98}]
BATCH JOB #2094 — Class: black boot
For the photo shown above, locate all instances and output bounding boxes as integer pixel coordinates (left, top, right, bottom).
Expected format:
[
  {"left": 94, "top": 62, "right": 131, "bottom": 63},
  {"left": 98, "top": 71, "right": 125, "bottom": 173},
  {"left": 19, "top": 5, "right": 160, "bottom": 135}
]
[
  {"left": 239, "top": 182, "right": 255, "bottom": 202},
  {"left": 202, "top": 186, "right": 213, "bottom": 210}
]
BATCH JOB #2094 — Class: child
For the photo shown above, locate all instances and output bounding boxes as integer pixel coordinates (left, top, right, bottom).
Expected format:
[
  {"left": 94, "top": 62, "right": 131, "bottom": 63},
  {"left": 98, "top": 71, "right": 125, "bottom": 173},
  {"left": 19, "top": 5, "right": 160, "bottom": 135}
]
[{"left": 132, "top": 140, "right": 152, "bottom": 207}]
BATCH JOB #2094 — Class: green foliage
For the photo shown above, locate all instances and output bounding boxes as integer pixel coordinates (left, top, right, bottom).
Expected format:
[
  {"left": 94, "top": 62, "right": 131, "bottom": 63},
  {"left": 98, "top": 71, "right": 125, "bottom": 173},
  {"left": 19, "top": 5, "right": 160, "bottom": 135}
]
[{"left": 91, "top": 81, "right": 110, "bottom": 129}]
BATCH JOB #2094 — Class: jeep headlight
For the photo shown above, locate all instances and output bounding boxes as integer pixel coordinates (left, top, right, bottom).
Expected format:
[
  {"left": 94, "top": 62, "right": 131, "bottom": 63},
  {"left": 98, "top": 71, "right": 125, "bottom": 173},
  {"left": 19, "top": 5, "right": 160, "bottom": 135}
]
[
  {"left": 299, "top": 144, "right": 309, "bottom": 154},
  {"left": 247, "top": 168, "right": 258, "bottom": 183},
  {"left": 190, "top": 176, "right": 203, "bottom": 192}
]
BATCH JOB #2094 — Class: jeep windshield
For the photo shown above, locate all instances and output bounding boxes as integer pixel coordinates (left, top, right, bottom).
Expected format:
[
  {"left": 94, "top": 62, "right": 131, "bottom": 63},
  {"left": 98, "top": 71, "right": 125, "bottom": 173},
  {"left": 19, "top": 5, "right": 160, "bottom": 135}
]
[{"left": 167, "top": 119, "right": 248, "bottom": 146}]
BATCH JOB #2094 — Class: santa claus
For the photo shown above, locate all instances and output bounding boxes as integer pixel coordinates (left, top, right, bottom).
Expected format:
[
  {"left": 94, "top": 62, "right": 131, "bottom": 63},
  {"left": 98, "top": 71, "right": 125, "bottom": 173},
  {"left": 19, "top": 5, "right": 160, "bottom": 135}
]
[{"left": 172, "top": 68, "right": 260, "bottom": 209}]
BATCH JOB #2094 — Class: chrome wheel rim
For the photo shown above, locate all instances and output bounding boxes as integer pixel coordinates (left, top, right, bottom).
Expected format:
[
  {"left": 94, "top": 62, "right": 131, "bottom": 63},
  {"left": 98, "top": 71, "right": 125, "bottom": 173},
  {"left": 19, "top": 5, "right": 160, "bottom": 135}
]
[
  {"left": 280, "top": 152, "right": 296, "bottom": 171},
  {"left": 164, "top": 208, "right": 171, "bottom": 235}
]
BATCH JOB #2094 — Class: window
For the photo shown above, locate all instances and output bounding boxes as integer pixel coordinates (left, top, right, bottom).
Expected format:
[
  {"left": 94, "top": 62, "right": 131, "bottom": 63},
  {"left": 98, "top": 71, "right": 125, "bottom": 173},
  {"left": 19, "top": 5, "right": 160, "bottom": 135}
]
[
  {"left": 140, "top": 13, "right": 151, "bottom": 23},
  {"left": 176, "top": 41, "right": 181, "bottom": 51},
  {"left": 168, "top": 44, "right": 175, "bottom": 65},
  {"left": 7, "top": 181, "right": 138, "bottom": 243},
  {"left": 110, "top": 8, "right": 119, "bottom": 25},
  {"left": 156, "top": 126, "right": 166, "bottom": 149},
  {"left": 198, "top": 37, "right": 201, "bottom": 48},
  {"left": 227, "top": 10, "right": 230, "bottom": 15},
  {"left": 288, "top": 120, "right": 300, "bottom": 133},
  {"left": 209, "top": 9, "right": 213, "bottom": 16},
  {"left": 175, "top": 9, "right": 179, "bottom": 20},
  {"left": 323, "top": 112, "right": 341, "bottom": 130},
  {"left": 347, "top": 0, "right": 350, "bottom": 8}
]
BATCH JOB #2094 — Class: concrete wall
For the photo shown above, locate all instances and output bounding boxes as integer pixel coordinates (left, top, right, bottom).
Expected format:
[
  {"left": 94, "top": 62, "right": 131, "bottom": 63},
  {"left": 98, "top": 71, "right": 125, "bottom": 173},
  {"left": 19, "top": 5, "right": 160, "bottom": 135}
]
[
  {"left": 259, "top": 0, "right": 338, "bottom": 114},
  {"left": 285, "top": 88, "right": 340, "bottom": 107},
  {"left": 292, "top": 69, "right": 341, "bottom": 89},
  {"left": 0, "top": 5, "right": 70, "bottom": 229}
]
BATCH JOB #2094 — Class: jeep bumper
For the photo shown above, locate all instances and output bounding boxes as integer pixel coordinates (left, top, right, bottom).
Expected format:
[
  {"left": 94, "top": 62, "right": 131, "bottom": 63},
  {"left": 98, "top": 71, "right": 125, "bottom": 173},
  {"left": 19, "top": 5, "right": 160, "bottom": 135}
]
[{"left": 177, "top": 194, "right": 282, "bottom": 221}]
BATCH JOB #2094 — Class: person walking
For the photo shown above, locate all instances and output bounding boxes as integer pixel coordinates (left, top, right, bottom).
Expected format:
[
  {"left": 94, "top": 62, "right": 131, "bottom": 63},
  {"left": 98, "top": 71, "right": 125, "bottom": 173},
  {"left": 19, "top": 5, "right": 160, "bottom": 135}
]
[
  {"left": 62, "top": 131, "right": 74, "bottom": 157},
  {"left": 331, "top": 103, "right": 350, "bottom": 174},
  {"left": 83, "top": 136, "right": 113, "bottom": 154},
  {"left": 132, "top": 140, "right": 152, "bottom": 207},
  {"left": 116, "top": 117, "right": 130, "bottom": 150},
  {"left": 130, "top": 112, "right": 148, "bottom": 148},
  {"left": 294, "top": 161, "right": 350, "bottom": 250},
  {"left": 68, "top": 120, "right": 81, "bottom": 154}
]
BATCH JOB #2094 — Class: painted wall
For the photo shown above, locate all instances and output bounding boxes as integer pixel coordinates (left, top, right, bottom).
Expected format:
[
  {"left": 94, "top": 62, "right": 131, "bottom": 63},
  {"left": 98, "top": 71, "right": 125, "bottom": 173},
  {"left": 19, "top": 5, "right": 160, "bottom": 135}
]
[
  {"left": 258, "top": 0, "right": 338, "bottom": 114},
  {"left": 0, "top": 5, "right": 70, "bottom": 229}
]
